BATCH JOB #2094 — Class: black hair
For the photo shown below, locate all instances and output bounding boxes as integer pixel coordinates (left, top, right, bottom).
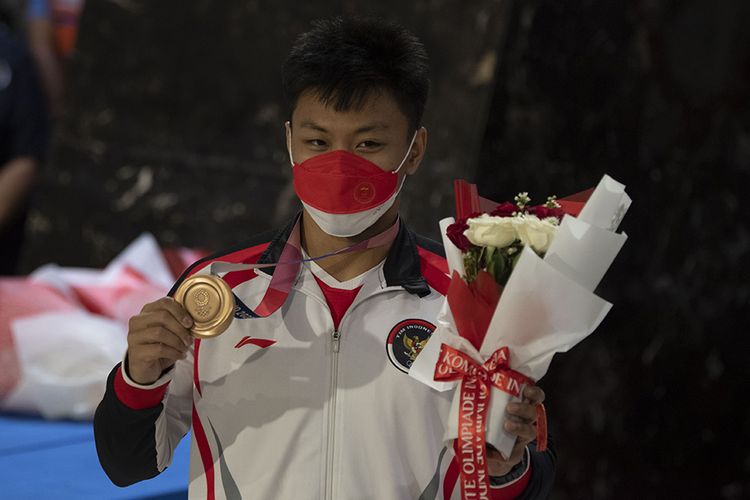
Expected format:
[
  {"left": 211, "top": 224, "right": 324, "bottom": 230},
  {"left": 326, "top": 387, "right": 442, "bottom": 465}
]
[{"left": 282, "top": 16, "right": 430, "bottom": 133}]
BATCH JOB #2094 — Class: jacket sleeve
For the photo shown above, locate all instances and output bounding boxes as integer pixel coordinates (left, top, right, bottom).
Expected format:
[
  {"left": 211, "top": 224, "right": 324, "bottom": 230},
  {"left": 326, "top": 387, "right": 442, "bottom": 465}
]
[
  {"left": 517, "top": 438, "right": 557, "bottom": 499},
  {"left": 486, "top": 437, "right": 556, "bottom": 500},
  {"left": 93, "top": 349, "right": 194, "bottom": 487}
]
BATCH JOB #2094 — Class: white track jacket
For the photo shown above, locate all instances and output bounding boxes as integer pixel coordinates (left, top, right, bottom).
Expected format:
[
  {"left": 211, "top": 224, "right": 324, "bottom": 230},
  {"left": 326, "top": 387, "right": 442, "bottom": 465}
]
[{"left": 94, "top": 215, "right": 555, "bottom": 499}]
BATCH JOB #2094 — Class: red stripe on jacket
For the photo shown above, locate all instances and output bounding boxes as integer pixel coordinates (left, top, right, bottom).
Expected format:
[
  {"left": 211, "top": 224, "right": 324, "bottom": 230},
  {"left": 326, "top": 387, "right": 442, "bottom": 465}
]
[
  {"left": 185, "top": 242, "right": 270, "bottom": 396},
  {"left": 192, "top": 405, "right": 215, "bottom": 500},
  {"left": 181, "top": 241, "right": 271, "bottom": 283},
  {"left": 113, "top": 365, "right": 170, "bottom": 410},
  {"left": 184, "top": 241, "right": 272, "bottom": 499}
]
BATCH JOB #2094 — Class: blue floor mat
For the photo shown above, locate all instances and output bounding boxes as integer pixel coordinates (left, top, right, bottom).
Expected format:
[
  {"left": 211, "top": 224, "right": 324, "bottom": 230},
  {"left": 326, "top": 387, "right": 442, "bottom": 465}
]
[{"left": 0, "top": 413, "right": 190, "bottom": 499}]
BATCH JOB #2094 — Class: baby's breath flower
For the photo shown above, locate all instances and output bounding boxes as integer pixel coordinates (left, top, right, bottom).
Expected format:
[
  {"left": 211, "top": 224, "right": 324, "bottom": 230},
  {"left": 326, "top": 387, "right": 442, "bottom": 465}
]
[
  {"left": 514, "top": 192, "right": 531, "bottom": 210},
  {"left": 544, "top": 195, "right": 561, "bottom": 209}
]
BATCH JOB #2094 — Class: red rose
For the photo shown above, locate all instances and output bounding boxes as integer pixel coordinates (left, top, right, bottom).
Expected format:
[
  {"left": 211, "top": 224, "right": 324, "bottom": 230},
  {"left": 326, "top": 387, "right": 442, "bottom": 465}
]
[
  {"left": 490, "top": 202, "right": 516, "bottom": 217},
  {"left": 529, "top": 205, "right": 565, "bottom": 221},
  {"left": 446, "top": 219, "right": 472, "bottom": 251},
  {"left": 447, "top": 211, "right": 483, "bottom": 251}
]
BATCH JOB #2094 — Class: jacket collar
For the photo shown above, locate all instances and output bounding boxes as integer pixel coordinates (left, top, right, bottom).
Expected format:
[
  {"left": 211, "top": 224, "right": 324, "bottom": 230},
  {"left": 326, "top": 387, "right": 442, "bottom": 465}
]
[{"left": 257, "top": 213, "right": 431, "bottom": 298}]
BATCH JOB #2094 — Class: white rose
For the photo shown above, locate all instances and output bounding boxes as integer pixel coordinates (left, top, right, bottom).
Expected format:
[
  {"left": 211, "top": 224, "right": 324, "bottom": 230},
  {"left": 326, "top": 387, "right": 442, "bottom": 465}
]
[
  {"left": 464, "top": 214, "right": 518, "bottom": 248},
  {"left": 514, "top": 214, "right": 558, "bottom": 253}
]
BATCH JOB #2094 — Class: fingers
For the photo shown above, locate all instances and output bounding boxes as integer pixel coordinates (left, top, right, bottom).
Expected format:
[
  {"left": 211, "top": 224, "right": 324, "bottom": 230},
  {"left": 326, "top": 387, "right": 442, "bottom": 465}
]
[
  {"left": 503, "top": 418, "right": 537, "bottom": 445},
  {"left": 130, "top": 312, "right": 192, "bottom": 348},
  {"left": 126, "top": 297, "right": 195, "bottom": 385},
  {"left": 522, "top": 385, "right": 545, "bottom": 405},
  {"left": 506, "top": 401, "right": 537, "bottom": 424},
  {"left": 504, "top": 389, "right": 541, "bottom": 445},
  {"left": 146, "top": 310, "right": 193, "bottom": 347},
  {"left": 489, "top": 390, "right": 542, "bottom": 475},
  {"left": 131, "top": 326, "right": 191, "bottom": 354},
  {"left": 142, "top": 297, "right": 194, "bottom": 329},
  {"left": 486, "top": 439, "right": 526, "bottom": 475},
  {"left": 131, "top": 298, "right": 194, "bottom": 347},
  {"left": 487, "top": 441, "right": 523, "bottom": 462},
  {"left": 129, "top": 341, "right": 187, "bottom": 364}
]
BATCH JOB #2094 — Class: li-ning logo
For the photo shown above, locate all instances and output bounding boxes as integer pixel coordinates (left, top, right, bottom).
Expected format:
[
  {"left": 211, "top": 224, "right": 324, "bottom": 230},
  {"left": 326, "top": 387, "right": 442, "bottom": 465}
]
[
  {"left": 234, "top": 336, "right": 277, "bottom": 349},
  {"left": 386, "top": 319, "right": 435, "bottom": 373},
  {"left": 354, "top": 182, "right": 376, "bottom": 204}
]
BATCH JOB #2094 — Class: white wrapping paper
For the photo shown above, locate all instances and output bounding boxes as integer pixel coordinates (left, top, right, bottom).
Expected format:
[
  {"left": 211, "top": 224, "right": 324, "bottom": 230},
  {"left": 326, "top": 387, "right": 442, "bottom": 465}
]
[
  {"left": 409, "top": 174, "right": 630, "bottom": 459},
  {"left": 544, "top": 216, "right": 627, "bottom": 292},
  {"left": 478, "top": 247, "right": 612, "bottom": 455},
  {"left": 439, "top": 217, "right": 466, "bottom": 277},
  {"left": 577, "top": 174, "right": 631, "bottom": 231}
]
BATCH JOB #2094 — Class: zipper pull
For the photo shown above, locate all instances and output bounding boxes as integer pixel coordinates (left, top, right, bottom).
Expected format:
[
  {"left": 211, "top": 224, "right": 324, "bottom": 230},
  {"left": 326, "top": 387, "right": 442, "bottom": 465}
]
[{"left": 332, "top": 330, "right": 340, "bottom": 353}]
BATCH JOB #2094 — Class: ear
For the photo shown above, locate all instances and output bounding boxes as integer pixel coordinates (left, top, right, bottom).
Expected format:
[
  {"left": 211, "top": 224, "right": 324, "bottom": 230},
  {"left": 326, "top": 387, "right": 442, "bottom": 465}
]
[{"left": 404, "top": 126, "right": 428, "bottom": 176}]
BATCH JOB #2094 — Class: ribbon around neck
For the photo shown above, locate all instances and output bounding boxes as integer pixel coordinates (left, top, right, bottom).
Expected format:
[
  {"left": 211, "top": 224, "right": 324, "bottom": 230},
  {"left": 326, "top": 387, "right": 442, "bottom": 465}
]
[{"left": 203, "top": 217, "right": 401, "bottom": 320}]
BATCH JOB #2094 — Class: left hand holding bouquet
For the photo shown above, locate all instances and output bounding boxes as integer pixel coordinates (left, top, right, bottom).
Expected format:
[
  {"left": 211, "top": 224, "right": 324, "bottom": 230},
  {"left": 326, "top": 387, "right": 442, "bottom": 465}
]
[
  {"left": 411, "top": 175, "right": 630, "bottom": 499},
  {"left": 487, "top": 384, "right": 545, "bottom": 476}
]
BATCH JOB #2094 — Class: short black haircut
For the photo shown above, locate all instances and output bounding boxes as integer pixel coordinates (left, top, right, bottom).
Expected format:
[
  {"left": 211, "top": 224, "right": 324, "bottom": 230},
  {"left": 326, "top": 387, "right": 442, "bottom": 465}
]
[{"left": 282, "top": 16, "right": 430, "bottom": 133}]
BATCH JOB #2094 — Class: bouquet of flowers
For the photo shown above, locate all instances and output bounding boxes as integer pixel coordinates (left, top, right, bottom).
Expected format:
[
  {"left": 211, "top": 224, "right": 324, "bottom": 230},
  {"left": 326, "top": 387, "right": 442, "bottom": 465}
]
[{"left": 410, "top": 174, "right": 630, "bottom": 499}]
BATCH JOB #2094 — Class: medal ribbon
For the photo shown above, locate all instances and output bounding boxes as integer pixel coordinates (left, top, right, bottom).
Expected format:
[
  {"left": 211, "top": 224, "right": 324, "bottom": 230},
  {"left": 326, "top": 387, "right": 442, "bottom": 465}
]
[
  {"left": 434, "top": 343, "right": 548, "bottom": 500},
  {"left": 206, "top": 217, "right": 400, "bottom": 320}
]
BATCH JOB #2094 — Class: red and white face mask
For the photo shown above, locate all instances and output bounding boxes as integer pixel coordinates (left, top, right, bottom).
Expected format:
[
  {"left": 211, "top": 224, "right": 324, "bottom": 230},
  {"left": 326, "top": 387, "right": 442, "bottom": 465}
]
[{"left": 287, "top": 127, "right": 418, "bottom": 237}]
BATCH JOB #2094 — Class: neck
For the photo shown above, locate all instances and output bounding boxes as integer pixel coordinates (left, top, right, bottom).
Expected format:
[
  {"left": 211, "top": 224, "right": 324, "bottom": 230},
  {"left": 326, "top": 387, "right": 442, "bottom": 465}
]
[{"left": 300, "top": 203, "right": 400, "bottom": 282}]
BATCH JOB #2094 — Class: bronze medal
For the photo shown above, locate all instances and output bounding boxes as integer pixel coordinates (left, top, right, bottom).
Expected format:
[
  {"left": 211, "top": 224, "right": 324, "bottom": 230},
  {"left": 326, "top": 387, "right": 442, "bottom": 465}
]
[{"left": 173, "top": 274, "right": 235, "bottom": 338}]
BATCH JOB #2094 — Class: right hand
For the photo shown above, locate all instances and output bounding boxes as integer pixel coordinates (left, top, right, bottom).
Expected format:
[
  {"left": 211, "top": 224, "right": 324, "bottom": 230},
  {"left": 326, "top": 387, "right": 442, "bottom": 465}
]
[{"left": 126, "top": 297, "right": 194, "bottom": 385}]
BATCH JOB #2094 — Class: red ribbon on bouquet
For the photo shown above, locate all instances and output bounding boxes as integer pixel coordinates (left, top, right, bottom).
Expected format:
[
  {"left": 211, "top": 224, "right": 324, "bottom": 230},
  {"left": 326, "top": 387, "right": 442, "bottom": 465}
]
[{"left": 434, "top": 343, "right": 548, "bottom": 500}]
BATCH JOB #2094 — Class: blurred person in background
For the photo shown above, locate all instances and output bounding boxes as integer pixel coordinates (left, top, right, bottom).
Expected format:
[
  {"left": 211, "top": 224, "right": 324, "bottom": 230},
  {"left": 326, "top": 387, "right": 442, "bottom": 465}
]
[
  {"left": 25, "top": 0, "right": 84, "bottom": 115},
  {"left": 0, "top": 5, "right": 48, "bottom": 275}
]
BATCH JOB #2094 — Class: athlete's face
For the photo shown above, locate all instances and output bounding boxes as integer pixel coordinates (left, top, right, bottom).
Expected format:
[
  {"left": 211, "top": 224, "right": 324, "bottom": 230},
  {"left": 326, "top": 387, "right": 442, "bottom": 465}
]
[{"left": 286, "top": 89, "right": 427, "bottom": 176}]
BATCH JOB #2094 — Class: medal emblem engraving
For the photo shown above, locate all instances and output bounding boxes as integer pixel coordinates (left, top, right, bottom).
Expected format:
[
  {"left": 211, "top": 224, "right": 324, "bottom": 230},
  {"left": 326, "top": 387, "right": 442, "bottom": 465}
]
[{"left": 174, "top": 274, "right": 235, "bottom": 338}]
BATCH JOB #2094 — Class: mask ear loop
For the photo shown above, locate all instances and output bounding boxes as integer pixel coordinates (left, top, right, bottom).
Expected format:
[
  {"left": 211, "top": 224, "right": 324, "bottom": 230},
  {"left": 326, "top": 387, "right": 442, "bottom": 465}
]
[
  {"left": 390, "top": 128, "right": 421, "bottom": 198},
  {"left": 393, "top": 129, "right": 420, "bottom": 175},
  {"left": 285, "top": 121, "right": 295, "bottom": 166}
]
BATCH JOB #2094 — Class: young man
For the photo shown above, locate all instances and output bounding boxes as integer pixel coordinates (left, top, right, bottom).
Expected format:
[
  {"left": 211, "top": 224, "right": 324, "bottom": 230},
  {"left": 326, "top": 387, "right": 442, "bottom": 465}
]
[{"left": 94, "top": 17, "right": 556, "bottom": 499}]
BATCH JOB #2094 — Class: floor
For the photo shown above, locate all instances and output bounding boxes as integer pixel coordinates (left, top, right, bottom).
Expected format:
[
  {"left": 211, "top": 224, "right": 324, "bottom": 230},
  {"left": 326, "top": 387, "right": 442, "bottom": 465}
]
[{"left": 0, "top": 413, "right": 190, "bottom": 499}]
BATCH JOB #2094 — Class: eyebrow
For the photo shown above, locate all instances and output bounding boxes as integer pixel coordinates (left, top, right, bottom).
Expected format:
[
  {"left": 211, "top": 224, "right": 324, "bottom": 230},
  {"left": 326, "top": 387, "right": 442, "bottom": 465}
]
[{"left": 299, "top": 120, "right": 390, "bottom": 134}]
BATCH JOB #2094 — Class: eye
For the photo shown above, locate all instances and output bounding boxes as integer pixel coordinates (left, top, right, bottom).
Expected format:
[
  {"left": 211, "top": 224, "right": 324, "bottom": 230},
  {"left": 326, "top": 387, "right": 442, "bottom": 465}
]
[
  {"left": 357, "top": 140, "right": 384, "bottom": 150},
  {"left": 306, "top": 139, "right": 328, "bottom": 148}
]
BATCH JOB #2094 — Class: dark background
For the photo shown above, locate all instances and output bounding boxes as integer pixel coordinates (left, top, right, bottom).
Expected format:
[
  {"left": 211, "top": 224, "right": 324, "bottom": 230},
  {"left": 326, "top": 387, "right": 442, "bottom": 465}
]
[{"left": 16, "top": 0, "right": 750, "bottom": 498}]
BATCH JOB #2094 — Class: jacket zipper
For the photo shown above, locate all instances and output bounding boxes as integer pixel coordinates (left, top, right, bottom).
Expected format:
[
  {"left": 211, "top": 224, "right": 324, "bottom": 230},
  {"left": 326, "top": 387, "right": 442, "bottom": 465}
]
[
  {"left": 325, "top": 328, "right": 340, "bottom": 499},
  {"left": 256, "top": 268, "right": 413, "bottom": 498},
  {"left": 297, "top": 282, "right": 405, "bottom": 500}
]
